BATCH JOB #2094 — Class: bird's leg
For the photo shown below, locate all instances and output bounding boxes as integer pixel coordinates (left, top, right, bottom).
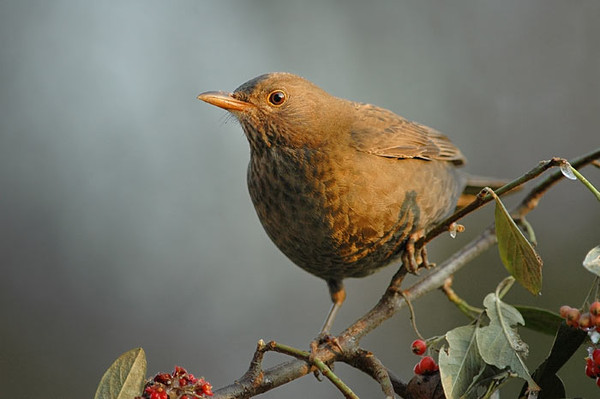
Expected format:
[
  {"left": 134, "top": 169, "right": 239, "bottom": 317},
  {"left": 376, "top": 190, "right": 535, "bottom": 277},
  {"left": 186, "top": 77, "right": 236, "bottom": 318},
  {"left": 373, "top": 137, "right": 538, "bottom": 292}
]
[
  {"left": 401, "top": 230, "right": 434, "bottom": 273},
  {"left": 321, "top": 279, "right": 346, "bottom": 334},
  {"left": 310, "top": 279, "right": 345, "bottom": 355}
]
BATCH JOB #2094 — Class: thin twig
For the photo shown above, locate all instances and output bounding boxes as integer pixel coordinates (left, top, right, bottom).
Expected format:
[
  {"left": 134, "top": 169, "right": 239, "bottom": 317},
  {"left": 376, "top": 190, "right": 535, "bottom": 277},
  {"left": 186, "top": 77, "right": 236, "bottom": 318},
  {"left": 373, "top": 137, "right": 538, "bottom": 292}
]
[
  {"left": 265, "top": 341, "right": 359, "bottom": 399},
  {"left": 401, "top": 291, "right": 424, "bottom": 340},
  {"left": 238, "top": 340, "right": 267, "bottom": 386},
  {"left": 441, "top": 276, "right": 483, "bottom": 319}
]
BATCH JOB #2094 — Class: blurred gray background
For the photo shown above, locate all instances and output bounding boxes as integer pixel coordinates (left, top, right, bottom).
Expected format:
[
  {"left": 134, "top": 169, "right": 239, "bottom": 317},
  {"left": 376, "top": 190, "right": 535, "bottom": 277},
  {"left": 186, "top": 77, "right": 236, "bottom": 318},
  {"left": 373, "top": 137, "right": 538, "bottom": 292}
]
[{"left": 1, "top": 1, "right": 599, "bottom": 398}]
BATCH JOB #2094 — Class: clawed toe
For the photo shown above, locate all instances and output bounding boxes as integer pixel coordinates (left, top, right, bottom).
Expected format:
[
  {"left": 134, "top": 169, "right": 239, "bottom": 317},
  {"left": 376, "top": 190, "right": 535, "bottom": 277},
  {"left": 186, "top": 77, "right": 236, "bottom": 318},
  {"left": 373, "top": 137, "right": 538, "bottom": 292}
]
[
  {"left": 311, "top": 333, "right": 343, "bottom": 357},
  {"left": 309, "top": 333, "right": 342, "bottom": 378},
  {"left": 402, "top": 232, "right": 434, "bottom": 273}
]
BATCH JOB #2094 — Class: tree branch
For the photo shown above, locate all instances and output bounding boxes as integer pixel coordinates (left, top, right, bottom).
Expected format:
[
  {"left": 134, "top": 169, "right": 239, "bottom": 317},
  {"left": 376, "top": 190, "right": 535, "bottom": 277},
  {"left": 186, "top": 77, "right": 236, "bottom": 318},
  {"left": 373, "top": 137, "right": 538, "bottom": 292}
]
[{"left": 212, "top": 148, "right": 600, "bottom": 399}]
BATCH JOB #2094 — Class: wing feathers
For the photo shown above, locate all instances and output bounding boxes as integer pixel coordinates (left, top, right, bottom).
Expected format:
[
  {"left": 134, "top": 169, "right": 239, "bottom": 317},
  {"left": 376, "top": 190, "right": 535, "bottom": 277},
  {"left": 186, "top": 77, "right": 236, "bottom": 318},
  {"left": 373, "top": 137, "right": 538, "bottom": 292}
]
[{"left": 350, "top": 104, "right": 466, "bottom": 165}]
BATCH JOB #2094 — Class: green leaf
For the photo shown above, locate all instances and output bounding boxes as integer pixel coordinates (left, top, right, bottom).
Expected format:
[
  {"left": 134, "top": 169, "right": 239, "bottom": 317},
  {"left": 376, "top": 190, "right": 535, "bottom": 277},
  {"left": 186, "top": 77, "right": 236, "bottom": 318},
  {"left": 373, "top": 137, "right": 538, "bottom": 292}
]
[
  {"left": 476, "top": 293, "right": 540, "bottom": 391},
  {"left": 94, "top": 348, "right": 147, "bottom": 399},
  {"left": 583, "top": 246, "right": 600, "bottom": 276},
  {"left": 514, "top": 306, "right": 562, "bottom": 336},
  {"left": 494, "top": 194, "right": 543, "bottom": 295},
  {"left": 439, "top": 325, "right": 486, "bottom": 399}
]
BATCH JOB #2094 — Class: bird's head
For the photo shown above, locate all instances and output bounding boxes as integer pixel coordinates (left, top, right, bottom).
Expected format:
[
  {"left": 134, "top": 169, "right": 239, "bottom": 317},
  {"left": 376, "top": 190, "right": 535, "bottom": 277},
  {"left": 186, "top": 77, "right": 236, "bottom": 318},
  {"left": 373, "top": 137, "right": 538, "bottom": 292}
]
[{"left": 198, "top": 73, "right": 350, "bottom": 152}]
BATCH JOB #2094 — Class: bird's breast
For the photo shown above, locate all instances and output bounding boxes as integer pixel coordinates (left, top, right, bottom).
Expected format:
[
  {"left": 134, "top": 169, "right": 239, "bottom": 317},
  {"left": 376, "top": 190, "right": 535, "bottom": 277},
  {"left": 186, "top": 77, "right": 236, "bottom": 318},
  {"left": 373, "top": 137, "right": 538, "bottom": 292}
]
[{"left": 245, "top": 146, "right": 445, "bottom": 279}]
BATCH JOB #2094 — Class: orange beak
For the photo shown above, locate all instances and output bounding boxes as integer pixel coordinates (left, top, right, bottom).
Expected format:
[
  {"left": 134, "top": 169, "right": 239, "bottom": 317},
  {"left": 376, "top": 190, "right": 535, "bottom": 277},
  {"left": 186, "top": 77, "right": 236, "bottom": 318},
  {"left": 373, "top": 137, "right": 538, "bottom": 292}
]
[{"left": 197, "top": 91, "right": 253, "bottom": 112}]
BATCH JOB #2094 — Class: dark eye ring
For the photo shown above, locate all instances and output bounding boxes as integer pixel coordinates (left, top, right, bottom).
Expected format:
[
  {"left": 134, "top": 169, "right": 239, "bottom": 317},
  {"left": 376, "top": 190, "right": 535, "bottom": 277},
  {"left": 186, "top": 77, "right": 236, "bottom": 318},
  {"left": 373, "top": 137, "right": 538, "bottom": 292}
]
[{"left": 267, "top": 90, "right": 287, "bottom": 106}]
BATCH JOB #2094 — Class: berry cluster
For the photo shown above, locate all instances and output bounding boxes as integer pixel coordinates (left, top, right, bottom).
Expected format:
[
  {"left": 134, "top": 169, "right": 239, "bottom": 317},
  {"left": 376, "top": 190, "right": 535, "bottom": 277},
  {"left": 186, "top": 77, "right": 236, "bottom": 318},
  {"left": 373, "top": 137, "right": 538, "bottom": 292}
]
[
  {"left": 559, "top": 302, "right": 600, "bottom": 389},
  {"left": 560, "top": 301, "right": 600, "bottom": 330},
  {"left": 411, "top": 339, "right": 439, "bottom": 375},
  {"left": 136, "top": 366, "right": 213, "bottom": 399}
]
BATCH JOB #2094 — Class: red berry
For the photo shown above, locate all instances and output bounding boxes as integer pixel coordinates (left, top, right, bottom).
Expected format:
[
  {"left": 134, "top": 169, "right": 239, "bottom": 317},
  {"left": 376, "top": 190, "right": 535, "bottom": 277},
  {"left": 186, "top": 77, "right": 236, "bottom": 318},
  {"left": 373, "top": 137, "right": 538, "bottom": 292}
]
[
  {"left": 591, "top": 301, "right": 600, "bottom": 317},
  {"left": 196, "top": 378, "right": 214, "bottom": 396},
  {"left": 596, "top": 376, "right": 600, "bottom": 388},
  {"left": 188, "top": 373, "right": 198, "bottom": 384},
  {"left": 417, "top": 356, "right": 438, "bottom": 375},
  {"left": 203, "top": 384, "right": 214, "bottom": 396},
  {"left": 145, "top": 386, "right": 167, "bottom": 399},
  {"left": 173, "top": 365, "right": 187, "bottom": 377},
  {"left": 413, "top": 361, "right": 423, "bottom": 375},
  {"left": 411, "top": 339, "right": 427, "bottom": 356},
  {"left": 586, "top": 357, "right": 596, "bottom": 378},
  {"left": 593, "top": 349, "right": 600, "bottom": 365},
  {"left": 559, "top": 305, "right": 572, "bottom": 318}
]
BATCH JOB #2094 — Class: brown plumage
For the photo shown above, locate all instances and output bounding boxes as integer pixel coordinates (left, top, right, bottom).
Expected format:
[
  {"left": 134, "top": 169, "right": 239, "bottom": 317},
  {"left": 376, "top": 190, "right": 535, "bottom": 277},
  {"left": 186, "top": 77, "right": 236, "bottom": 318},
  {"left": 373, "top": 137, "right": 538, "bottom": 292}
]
[{"left": 198, "top": 73, "right": 466, "bottom": 332}]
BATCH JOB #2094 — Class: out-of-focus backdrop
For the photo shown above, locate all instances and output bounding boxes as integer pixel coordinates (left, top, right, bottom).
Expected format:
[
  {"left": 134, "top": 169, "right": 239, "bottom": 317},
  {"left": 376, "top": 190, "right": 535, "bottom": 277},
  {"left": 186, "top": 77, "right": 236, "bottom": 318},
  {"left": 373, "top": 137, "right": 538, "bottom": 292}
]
[{"left": 1, "top": 1, "right": 599, "bottom": 398}]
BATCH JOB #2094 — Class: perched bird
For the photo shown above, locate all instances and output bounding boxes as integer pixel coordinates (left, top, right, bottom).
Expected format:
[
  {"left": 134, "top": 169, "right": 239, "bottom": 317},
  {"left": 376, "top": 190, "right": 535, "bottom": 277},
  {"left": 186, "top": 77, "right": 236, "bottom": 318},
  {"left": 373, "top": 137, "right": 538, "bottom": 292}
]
[{"left": 198, "top": 73, "right": 466, "bottom": 333}]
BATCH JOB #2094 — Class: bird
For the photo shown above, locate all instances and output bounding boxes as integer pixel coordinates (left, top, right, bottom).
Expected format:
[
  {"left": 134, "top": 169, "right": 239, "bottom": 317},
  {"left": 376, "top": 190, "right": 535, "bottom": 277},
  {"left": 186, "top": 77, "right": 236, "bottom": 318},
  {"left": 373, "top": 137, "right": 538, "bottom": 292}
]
[{"left": 198, "top": 73, "right": 467, "bottom": 334}]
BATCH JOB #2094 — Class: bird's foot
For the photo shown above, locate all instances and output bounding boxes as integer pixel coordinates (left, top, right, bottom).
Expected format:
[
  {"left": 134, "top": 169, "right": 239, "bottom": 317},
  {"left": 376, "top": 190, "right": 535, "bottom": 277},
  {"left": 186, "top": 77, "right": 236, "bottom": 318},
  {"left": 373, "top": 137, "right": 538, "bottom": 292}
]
[
  {"left": 308, "top": 332, "right": 342, "bottom": 380},
  {"left": 402, "top": 231, "right": 435, "bottom": 273},
  {"left": 310, "top": 332, "right": 343, "bottom": 359}
]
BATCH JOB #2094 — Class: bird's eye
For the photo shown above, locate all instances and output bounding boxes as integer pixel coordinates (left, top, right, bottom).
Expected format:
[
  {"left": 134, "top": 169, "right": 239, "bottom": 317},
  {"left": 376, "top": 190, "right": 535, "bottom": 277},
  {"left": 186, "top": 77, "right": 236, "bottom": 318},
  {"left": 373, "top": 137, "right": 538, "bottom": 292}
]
[{"left": 267, "top": 90, "right": 287, "bottom": 106}]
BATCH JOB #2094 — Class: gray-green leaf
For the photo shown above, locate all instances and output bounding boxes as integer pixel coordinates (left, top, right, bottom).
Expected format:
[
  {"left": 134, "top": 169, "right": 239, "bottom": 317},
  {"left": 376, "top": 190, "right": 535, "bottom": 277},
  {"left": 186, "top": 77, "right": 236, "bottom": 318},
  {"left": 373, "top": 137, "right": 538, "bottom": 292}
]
[
  {"left": 477, "top": 293, "right": 540, "bottom": 391},
  {"left": 94, "top": 347, "right": 147, "bottom": 399},
  {"left": 439, "top": 325, "right": 487, "bottom": 399},
  {"left": 494, "top": 195, "right": 543, "bottom": 295}
]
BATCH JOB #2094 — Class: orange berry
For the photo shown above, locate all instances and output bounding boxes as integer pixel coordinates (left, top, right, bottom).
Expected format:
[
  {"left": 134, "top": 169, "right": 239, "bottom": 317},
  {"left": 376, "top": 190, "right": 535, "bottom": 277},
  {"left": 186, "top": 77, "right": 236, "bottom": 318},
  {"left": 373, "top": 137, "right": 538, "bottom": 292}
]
[
  {"left": 580, "top": 312, "right": 593, "bottom": 329},
  {"left": 566, "top": 308, "right": 581, "bottom": 327},
  {"left": 591, "top": 301, "right": 600, "bottom": 317},
  {"left": 559, "top": 305, "right": 572, "bottom": 318}
]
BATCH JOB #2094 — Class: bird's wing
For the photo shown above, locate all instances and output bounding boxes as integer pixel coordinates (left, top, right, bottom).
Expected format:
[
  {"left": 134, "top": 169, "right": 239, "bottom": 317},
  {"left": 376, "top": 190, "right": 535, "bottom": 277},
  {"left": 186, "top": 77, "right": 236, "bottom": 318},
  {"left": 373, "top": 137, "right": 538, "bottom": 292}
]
[{"left": 350, "top": 103, "right": 466, "bottom": 165}]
